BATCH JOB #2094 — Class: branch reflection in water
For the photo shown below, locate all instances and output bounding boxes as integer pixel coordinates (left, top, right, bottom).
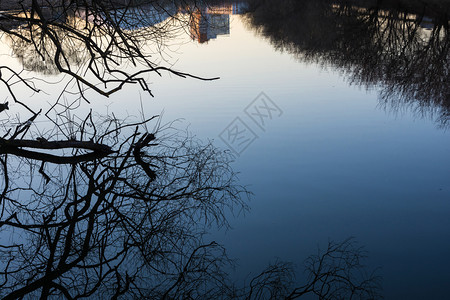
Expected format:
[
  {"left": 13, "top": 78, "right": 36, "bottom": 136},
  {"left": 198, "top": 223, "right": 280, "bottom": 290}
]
[
  {"left": 0, "top": 0, "right": 387, "bottom": 298},
  {"left": 0, "top": 111, "right": 381, "bottom": 298}
]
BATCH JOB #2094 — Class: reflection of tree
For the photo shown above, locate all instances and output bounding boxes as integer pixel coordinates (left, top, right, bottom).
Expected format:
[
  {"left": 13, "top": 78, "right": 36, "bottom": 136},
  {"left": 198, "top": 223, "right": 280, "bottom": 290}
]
[
  {"left": 245, "top": 0, "right": 450, "bottom": 127},
  {"left": 0, "top": 0, "right": 219, "bottom": 103},
  {"left": 0, "top": 0, "right": 383, "bottom": 298},
  {"left": 0, "top": 112, "right": 247, "bottom": 298},
  {"left": 0, "top": 110, "right": 382, "bottom": 298},
  {"left": 285, "top": 239, "right": 381, "bottom": 299}
]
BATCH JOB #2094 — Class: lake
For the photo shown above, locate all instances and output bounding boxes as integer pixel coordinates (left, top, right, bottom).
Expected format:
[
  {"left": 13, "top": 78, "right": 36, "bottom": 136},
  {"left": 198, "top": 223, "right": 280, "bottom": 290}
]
[{"left": 0, "top": 0, "right": 449, "bottom": 299}]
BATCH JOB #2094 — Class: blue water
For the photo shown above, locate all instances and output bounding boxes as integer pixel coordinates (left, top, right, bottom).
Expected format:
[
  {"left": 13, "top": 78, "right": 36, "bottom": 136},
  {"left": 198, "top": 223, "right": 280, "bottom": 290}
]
[
  {"left": 139, "top": 14, "right": 450, "bottom": 299},
  {"left": 1, "top": 5, "right": 449, "bottom": 298}
]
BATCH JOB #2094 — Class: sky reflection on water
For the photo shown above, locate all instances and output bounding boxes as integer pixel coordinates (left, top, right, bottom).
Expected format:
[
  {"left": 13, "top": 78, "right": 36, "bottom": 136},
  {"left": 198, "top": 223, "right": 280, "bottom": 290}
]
[{"left": 1, "top": 0, "right": 449, "bottom": 298}]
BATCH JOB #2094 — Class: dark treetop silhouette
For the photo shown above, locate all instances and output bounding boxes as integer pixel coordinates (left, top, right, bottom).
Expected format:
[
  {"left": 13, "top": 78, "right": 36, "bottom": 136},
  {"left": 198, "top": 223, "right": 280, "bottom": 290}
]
[{"left": 0, "top": 0, "right": 382, "bottom": 298}]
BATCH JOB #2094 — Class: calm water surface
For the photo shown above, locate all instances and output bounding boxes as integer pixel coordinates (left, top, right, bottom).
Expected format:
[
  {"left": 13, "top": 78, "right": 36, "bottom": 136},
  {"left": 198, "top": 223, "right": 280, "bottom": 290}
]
[
  {"left": 152, "top": 5, "right": 450, "bottom": 299},
  {"left": 1, "top": 1, "right": 449, "bottom": 298}
]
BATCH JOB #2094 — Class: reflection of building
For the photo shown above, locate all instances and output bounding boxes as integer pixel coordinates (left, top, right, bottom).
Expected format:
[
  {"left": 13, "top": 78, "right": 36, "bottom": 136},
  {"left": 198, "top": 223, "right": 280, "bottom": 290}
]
[
  {"left": 190, "top": 7, "right": 230, "bottom": 44},
  {"left": 206, "top": 2, "right": 248, "bottom": 15},
  {"left": 0, "top": 1, "right": 249, "bottom": 45},
  {"left": 190, "top": 8, "right": 209, "bottom": 43},
  {"left": 418, "top": 16, "right": 434, "bottom": 30},
  {"left": 189, "top": 2, "right": 248, "bottom": 44}
]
